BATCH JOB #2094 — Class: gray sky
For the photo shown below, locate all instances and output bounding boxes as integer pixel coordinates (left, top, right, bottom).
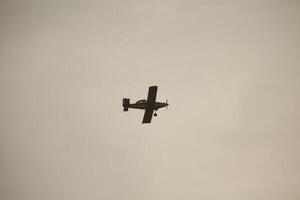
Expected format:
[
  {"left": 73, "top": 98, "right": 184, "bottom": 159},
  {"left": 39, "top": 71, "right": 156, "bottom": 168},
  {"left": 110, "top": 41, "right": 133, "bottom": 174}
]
[{"left": 1, "top": 0, "right": 300, "bottom": 199}]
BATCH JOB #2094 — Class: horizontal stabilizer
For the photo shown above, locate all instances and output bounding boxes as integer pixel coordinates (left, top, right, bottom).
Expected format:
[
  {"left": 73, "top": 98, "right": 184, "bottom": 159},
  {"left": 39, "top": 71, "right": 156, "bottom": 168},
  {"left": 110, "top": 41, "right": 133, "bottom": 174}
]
[{"left": 123, "top": 98, "right": 130, "bottom": 112}]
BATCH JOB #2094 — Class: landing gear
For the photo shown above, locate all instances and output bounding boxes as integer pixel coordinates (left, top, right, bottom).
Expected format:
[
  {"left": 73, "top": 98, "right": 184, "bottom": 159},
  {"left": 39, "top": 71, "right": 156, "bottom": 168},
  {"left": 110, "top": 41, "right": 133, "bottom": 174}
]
[{"left": 154, "top": 110, "right": 158, "bottom": 117}]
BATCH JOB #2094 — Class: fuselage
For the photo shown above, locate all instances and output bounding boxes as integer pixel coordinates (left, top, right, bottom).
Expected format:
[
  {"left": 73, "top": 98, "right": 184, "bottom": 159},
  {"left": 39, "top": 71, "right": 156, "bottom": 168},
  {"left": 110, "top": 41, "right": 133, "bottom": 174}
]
[{"left": 128, "top": 99, "right": 168, "bottom": 110}]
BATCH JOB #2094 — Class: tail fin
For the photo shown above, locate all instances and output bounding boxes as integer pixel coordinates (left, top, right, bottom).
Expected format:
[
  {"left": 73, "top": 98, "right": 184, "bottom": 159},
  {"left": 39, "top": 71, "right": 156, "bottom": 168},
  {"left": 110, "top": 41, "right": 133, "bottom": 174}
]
[{"left": 123, "top": 98, "right": 130, "bottom": 111}]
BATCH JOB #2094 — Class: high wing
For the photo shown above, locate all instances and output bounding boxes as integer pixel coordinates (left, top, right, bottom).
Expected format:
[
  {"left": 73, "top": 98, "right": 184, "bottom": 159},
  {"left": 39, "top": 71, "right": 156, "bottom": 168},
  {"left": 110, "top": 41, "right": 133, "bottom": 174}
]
[
  {"left": 146, "top": 86, "right": 157, "bottom": 106},
  {"left": 142, "top": 108, "right": 154, "bottom": 123},
  {"left": 142, "top": 86, "right": 157, "bottom": 123}
]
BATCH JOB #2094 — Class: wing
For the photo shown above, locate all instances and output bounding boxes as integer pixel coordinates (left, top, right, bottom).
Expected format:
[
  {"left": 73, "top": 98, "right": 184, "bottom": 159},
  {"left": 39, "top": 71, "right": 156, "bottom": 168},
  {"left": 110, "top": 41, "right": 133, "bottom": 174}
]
[
  {"left": 146, "top": 86, "right": 157, "bottom": 106},
  {"left": 142, "top": 108, "right": 154, "bottom": 123},
  {"left": 142, "top": 86, "right": 157, "bottom": 123}
]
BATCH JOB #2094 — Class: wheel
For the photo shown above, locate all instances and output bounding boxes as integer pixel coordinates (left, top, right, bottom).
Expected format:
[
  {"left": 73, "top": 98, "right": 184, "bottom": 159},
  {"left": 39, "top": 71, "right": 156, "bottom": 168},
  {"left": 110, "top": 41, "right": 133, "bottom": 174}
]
[{"left": 154, "top": 113, "right": 157, "bottom": 117}]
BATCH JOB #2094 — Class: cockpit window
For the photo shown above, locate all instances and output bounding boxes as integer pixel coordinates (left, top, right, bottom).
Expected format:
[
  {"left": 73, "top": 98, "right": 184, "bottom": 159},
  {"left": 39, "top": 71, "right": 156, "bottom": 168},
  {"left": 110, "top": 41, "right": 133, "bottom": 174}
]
[{"left": 136, "top": 99, "right": 146, "bottom": 103}]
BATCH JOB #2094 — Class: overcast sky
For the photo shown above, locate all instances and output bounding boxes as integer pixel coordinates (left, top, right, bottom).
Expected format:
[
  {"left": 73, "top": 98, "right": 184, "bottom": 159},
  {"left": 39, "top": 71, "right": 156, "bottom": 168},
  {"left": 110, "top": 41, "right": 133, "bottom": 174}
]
[{"left": 1, "top": 0, "right": 300, "bottom": 200}]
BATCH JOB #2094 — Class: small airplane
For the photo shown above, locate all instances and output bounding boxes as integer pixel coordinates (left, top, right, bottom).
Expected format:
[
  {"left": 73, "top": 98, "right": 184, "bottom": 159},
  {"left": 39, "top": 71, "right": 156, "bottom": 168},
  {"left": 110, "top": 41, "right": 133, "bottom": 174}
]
[{"left": 123, "top": 86, "right": 169, "bottom": 123}]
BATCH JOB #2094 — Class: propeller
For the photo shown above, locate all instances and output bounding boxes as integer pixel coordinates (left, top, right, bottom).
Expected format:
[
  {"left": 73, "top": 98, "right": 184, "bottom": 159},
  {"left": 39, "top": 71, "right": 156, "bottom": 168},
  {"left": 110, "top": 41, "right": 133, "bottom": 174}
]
[{"left": 166, "top": 99, "right": 168, "bottom": 110}]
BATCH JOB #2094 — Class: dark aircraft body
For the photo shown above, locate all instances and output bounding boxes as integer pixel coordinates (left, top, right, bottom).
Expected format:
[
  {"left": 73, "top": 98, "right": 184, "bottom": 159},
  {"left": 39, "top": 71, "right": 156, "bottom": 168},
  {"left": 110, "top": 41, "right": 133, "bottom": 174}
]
[{"left": 123, "top": 86, "right": 168, "bottom": 123}]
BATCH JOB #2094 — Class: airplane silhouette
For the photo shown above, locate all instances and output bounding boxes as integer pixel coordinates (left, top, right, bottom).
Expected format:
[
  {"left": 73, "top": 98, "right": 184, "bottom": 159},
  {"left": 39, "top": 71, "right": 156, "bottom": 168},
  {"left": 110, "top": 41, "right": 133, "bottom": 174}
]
[{"left": 123, "top": 86, "right": 169, "bottom": 123}]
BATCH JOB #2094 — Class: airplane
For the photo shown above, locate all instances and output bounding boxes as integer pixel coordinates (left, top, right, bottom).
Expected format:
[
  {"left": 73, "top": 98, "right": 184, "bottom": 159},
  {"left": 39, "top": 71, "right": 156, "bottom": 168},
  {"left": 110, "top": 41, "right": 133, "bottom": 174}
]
[{"left": 123, "top": 86, "right": 169, "bottom": 123}]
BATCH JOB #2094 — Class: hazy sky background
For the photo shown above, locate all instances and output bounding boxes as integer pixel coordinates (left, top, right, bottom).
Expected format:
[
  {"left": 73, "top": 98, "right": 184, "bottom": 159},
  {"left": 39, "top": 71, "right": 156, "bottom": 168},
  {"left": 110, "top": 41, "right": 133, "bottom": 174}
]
[{"left": 1, "top": 0, "right": 300, "bottom": 199}]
